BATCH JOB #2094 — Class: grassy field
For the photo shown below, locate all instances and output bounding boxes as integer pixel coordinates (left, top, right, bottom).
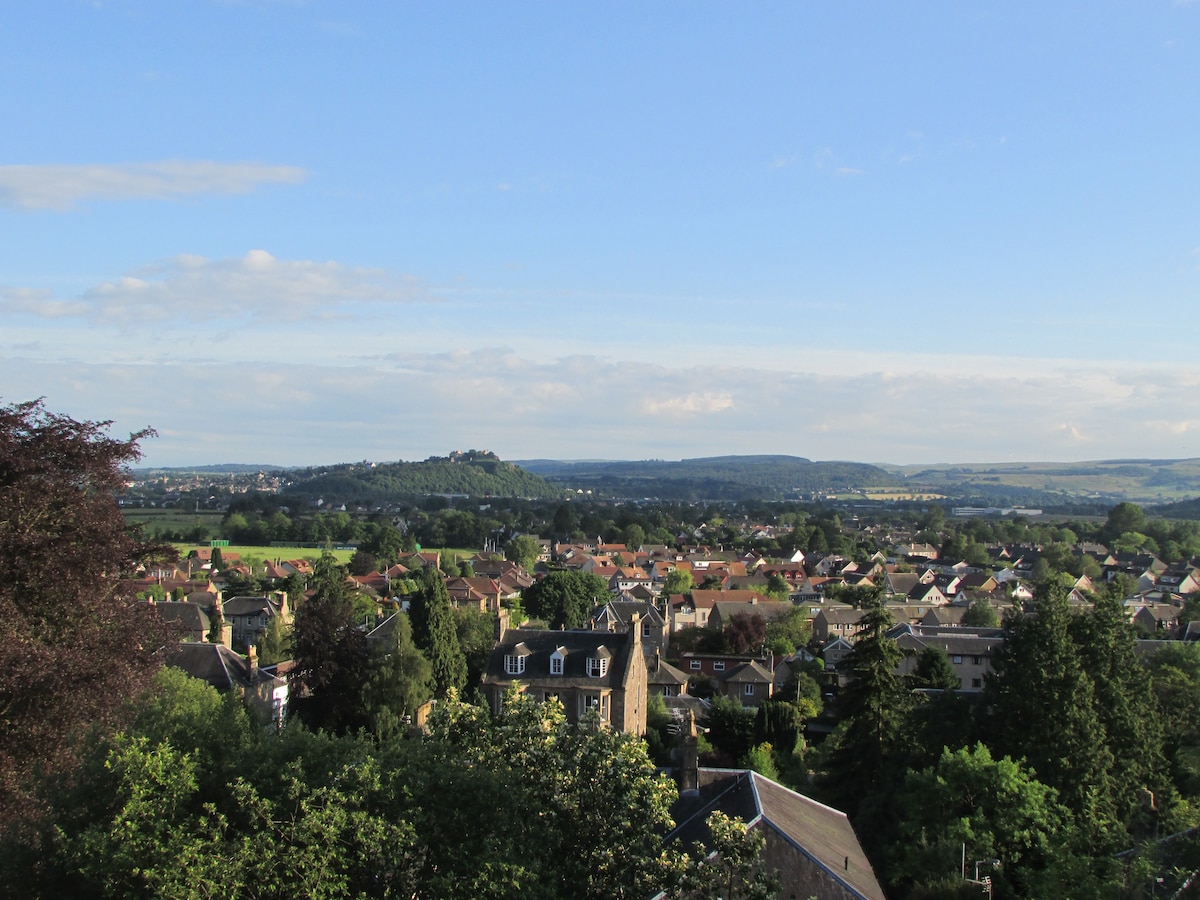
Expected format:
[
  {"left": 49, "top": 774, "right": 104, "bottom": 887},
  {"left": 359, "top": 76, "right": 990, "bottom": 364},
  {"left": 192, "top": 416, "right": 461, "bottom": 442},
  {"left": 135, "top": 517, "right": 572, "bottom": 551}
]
[
  {"left": 124, "top": 508, "right": 224, "bottom": 533},
  {"left": 170, "top": 544, "right": 356, "bottom": 565},
  {"left": 166, "top": 544, "right": 482, "bottom": 567}
]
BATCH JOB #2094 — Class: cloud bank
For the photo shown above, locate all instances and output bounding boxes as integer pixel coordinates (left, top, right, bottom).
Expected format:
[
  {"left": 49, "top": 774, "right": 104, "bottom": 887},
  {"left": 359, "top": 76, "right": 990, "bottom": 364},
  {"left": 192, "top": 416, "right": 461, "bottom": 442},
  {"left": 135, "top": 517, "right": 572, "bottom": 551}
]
[
  {"left": 1, "top": 251, "right": 434, "bottom": 323},
  {"left": 0, "top": 161, "right": 308, "bottom": 210},
  {"left": 2, "top": 349, "right": 1197, "bottom": 468}
]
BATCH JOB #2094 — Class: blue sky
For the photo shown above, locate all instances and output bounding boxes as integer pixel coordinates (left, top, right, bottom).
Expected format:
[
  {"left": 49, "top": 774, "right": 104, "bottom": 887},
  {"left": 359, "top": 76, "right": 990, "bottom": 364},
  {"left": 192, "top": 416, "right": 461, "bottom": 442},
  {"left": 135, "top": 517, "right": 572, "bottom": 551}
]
[{"left": 3, "top": 1, "right": 1199, "bottom": 467}]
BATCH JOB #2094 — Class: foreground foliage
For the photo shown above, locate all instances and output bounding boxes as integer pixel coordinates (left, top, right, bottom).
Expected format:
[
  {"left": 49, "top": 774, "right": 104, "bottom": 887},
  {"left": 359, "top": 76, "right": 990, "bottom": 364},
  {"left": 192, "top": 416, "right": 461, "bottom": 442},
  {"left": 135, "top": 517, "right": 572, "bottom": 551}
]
[
  {"left": 0, "top": 400, "right": 175, "bottom": 838},
  {"left": 3, "top": 672, "right": 762, "bottom": 899}
]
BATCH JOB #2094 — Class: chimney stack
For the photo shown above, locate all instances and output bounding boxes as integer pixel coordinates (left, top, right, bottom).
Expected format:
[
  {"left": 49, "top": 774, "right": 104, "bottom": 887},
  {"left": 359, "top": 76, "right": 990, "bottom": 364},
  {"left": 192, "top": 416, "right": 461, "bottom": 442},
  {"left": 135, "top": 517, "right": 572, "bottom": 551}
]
[{"left": 680, "top": 709, "right": 699, "bottom": 796}]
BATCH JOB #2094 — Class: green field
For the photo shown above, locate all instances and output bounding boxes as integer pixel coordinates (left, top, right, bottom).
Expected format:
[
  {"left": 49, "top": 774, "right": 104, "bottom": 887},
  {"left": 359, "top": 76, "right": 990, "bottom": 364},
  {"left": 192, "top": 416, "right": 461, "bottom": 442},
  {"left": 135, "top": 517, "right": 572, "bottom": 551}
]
[
  {"left": 123, "top": 508, "right": 224, "bottom": 534},
  {"left": 166, "top": 544, "right": 481, "bottom": 568}
]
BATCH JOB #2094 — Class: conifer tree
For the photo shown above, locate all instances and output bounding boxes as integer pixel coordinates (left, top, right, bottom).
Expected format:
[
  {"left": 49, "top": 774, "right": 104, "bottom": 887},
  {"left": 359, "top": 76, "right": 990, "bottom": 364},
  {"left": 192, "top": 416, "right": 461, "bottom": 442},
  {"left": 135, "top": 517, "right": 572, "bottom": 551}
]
[
  {"left": 363, "top": 612, "right": 432, "bottom": 738},
  {"left": 823, "top": 597, "right": 910, "bottom": 809},
  {"left": 290, "top": 552, "right": 367, "bottom": 730},
  {"left": 983, "top": 582, "right": 1116, "bottom": 835},
  {"left": 409, "top": 567, "right": 467, "bottom": 698},
  {"left": 1071, "top": 592, "right": 1174, "bottom": 833}
]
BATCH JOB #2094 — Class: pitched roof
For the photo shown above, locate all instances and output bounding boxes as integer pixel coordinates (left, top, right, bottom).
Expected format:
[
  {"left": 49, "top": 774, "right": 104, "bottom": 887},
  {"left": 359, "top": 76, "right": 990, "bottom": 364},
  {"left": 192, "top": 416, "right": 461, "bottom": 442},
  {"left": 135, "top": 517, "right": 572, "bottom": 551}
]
[
  {"left": 667, "top": 769, "right": 885, "bottom": 900},
  {"left": 167, "top": 642, "right": 283, "bottom": 692},
  {"left": 482, "top": 628, "right": 638, "bottom": 690}
]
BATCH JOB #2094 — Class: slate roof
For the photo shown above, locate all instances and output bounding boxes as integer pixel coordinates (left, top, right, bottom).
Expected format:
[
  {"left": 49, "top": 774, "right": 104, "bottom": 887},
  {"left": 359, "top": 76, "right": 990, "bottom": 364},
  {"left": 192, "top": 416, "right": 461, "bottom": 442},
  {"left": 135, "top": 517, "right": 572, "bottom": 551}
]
[
  {"left": 723, "top": 660, "right": 774, "bottom": 684},
  {"left": 590, "top": 600, "right": 666, "bottom": 629},
  {"left": 647, "top": 654, "right": 690, "bottom": 688},
  {"left": 223, "top": 595, "right": 282, "bottom": 618},
  {"left": 482, "top": 628, "right": 638, "bottom": 690},
  {"left": 167, "top": 642, "right": 282, "bottom": 692},
  {"left": 143, "top": 600, "right": 211, "bottom": 640},
  {"left": 667, "top": 768, "right": 885, "bottom": 900}
]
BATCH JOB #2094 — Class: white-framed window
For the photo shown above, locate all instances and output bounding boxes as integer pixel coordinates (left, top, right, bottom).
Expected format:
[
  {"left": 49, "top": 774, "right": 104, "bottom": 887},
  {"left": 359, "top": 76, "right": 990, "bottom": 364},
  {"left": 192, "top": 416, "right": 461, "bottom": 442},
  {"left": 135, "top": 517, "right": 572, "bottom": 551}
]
[
  {"left": 642, "top": 621, "right": 652, "bottom": 637},
  {"left": 504, "top": 654, "right": 526, "bottom": 675},
  {"left": 550, "top": 655, "right": 563, "bottom": 676},
  {"left": 587, "top": 657, "right": 609, "bottom": 678},
  {"left": 744, "top": 684, "right": 755, "bottom": 696},
  {"left": 690, "top": 660, "right": 702, "bottom": 670},
  {"left": 582, "top": 692, "right": 609, "bottom": 720},
  {"left": 713, "top": 661, "right": 725, "bottom": 672},
  {"left": 952, "top": 655, "right": 963, "bottom": 664}
]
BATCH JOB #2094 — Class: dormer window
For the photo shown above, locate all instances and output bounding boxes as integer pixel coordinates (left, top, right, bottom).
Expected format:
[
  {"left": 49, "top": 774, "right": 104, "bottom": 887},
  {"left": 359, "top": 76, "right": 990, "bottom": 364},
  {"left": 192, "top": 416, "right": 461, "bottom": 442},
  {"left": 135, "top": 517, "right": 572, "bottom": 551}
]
[
  {"left": 550, "top": 647, "right": 566, "bottom": 676},
  {"left": 587, "top": 646, "right": 611, "bottom": 678},
  {"left": 505, "top": 642, "right": 531, "bottom": 675}
]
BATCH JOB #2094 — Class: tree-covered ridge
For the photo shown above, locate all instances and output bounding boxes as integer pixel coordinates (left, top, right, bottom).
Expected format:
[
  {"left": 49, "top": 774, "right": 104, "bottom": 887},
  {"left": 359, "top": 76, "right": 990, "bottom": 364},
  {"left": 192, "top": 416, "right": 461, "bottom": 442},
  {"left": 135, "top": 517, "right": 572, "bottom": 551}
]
[
  {"left": 282, "top": 454, "right": 564, "bottom": 504},
  {"left": 519, "top": 454, "right": 901, "bottom": 500}
]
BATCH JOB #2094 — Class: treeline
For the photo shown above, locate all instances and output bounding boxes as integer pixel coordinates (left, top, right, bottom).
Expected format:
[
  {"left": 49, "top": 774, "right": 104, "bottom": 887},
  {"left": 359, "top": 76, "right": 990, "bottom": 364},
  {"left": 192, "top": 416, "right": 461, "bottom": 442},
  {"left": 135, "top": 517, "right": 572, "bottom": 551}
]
[
  {"left": 523, "top": 454, "right": 901, "bottom": 500},
  {"left": 280, "top": 457, "right": 562, "bottom": 505},
  {"left": 806, "top": 583, "right": 1200, "bottom": 898}
]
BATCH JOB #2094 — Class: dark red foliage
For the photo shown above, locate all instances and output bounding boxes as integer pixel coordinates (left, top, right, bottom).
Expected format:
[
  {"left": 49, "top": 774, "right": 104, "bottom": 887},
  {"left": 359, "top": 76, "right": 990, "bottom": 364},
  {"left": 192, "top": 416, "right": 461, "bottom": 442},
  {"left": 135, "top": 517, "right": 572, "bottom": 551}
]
[
  {"left": 0, "top": 399, "right": 176, "bottom": 837},
  {"left": 724, "top": 611, "right": 768, "bottom": 655}
]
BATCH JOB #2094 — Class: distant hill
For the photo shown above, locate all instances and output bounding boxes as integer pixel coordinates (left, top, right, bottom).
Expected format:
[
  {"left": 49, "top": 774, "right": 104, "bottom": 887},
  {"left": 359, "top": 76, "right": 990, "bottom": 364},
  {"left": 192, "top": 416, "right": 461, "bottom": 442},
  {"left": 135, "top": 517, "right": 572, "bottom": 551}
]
[
  {"left": 281, "top": 451, "right": 563, "bottom": 504},
  {"left": 880, "top": 458, "right": 1200, "bottom": 507},
  {"left": 515, "top": 455, "right": 901, "bottom": 501},
  {"left": 133, "top": 463, "right": 288, "bottom": 475}
]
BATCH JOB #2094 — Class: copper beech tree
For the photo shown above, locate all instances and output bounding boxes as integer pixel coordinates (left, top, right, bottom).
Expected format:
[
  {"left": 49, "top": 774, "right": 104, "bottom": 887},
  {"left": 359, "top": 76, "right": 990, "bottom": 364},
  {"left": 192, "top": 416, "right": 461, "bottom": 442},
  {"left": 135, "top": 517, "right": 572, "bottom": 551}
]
[{"left": 0, "top": 399, "right": 175, "bottom": 836}]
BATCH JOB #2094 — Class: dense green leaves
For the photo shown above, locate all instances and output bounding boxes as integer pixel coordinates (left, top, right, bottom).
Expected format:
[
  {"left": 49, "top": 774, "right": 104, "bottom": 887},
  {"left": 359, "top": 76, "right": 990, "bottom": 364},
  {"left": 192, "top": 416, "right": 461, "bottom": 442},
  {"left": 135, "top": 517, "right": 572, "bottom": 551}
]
[
  {"left": 891, "top": 744, "right": 1069, "bottom": 897},
  {"left": 6, "top": 674, "right": 731, "bottom": 900},
  {"left": 521, "top": 570, "right": 608, "bottom": 629}
]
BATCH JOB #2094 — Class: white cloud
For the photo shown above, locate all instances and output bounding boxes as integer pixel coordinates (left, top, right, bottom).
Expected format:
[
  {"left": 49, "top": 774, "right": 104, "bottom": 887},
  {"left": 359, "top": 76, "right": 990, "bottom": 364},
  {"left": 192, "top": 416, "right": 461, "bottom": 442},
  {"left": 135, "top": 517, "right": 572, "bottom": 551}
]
[
  {"left": 1, "top": 250, "right": 435, "bottom": 324},
  {"left": 0, "top": 161, "right": 308, "bottom": 210},
  {"left": 4, "top": 336, "right": 1200, "bottom": 467},
  {"left": 642, "top": 393, "right": 735, "bottom": 417}
]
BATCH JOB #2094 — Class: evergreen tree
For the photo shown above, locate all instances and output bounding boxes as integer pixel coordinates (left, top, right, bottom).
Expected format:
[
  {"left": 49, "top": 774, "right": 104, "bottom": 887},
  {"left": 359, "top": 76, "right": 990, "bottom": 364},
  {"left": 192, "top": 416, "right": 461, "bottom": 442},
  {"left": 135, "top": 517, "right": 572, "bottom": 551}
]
[
  {"left": 909, "top": 645, "right": 960, "bottom": 690},
  {"left": 521, "top": 570, "right": 608, "bottom": 629},
  {"left": 409, "top": 567, "right": 467, "bottom": 698},
  {"left": 362, "top": 612, "right": 432, "bottom": 738},
  {"left": 289, "top": 552, "right": 367, "bottom": 730},
  {"left": 982, "top": 583, "right": 1117, "bottom": 837},
  {"left": 1070, "top": 592, "right": 1174, "bottom": 833},
  {"left": 256, "top": 615, "right": 291, "bottom": 666},
  {"left": 823, "top": 597, "right": 910, "bottom": 809}
]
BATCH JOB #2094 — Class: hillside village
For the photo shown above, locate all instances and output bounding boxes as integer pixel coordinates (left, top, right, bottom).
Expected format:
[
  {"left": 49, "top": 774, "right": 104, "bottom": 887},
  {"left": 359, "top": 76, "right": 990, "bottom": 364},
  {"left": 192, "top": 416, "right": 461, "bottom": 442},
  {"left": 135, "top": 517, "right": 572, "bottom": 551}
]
[
  {"left": 13, "top": 403, "right": 1200, "bottom": 898},
  {"left": 118, "top": 499, "right": 1200, "bottom": 899}
]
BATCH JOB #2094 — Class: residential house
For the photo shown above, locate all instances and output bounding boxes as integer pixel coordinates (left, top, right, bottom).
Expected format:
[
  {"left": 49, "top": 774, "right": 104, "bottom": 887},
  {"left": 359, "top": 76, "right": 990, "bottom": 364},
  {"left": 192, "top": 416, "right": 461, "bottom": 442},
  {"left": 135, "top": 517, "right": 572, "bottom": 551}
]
[
  {"left": 445, "top": 576, "right": 503, "bottom": 613},
  {"left": 720, "top": 660, "right": 776, "bottom": 707},
  {"left": 813, "top": 606, "right": 869, "bottom": 644},
  {"left": 168, "top": 643, "right": 288, "bottom": 729},
  {"left": 890, "top": 623, "right": 1005, "bottom": 691},
  {"left": 588, "top": 600, "right": 669, "bottom": 657},
  {"left": 223, "top": 593, "right": 291, "bottom": 649},
  {"left": 666, "top": 718, "right": 885, "bottom": 900},
  {"left": 679, "top": 651, "right": 777, "bottom": 705},
  {"left": 707, "top": 596, "right": 794, "bottom": 633},
  {"left": 481, "top": 616, "right": 649, "bottom": 734},
  {"left": 143, "top": 599, "right": 211, "bottom": 643},
  {"left": 647, "top": 652, "right": 690, "bottom": 698},
  {"left": 906, "top": 582, "right": 949, "bottom": 607}
]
